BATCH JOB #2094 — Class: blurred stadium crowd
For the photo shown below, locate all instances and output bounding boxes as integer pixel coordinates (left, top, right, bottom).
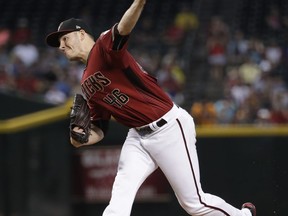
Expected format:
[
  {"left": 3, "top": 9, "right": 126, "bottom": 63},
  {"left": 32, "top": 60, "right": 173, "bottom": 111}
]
[
  {"left": 0, "top": 0, "right": 287, "bottom": 124},
  {"left": 191, "top": 4, "right": 288, "bottom": 125}
]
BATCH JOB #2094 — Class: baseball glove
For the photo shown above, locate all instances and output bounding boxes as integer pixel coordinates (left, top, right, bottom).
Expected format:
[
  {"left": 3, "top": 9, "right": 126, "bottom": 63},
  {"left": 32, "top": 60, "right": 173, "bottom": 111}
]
[{"left": 70, "top": 94, "right": 91, "bottom": 144}]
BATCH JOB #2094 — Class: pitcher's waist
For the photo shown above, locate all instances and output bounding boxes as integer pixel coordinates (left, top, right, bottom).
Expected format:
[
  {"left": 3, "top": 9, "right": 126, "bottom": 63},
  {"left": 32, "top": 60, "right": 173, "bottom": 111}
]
[{"left": 135, "top": 104, "right": 179, "bottom": 135}]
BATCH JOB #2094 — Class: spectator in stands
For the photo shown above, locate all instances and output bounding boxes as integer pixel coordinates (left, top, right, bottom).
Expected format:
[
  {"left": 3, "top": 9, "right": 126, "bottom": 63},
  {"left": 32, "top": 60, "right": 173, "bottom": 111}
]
[
  {"left": 133, "top": 17, "right": 157, "bottom": 46},
  {"left": 206, "top": 36, "right": 227, "bottom": 80},
  {"left": 15, "top": 70, "right": 43, "bottom": 96},
  {"left": 155, "top": 50, "right": 186, "bottom": 104},
  {"left": 234, "top": 102, "right": 254, "bottom": 124},
  {"left": 227, "top": 30, "right": 249, "bottom": 64},
  {"left": 164, "top": 4, "right": 199, "bottom": 46},
  {"left": 265, "top": 5, "right": 282, "bottom": 35},
  {"left": 0, "top": 32, "right": 10, "bottom": 75},
  {"left": 0, "top": 65, "right": 15, "bottom": 92},
  {"left": 174, "top": 4, "right": 199, "bottom": 31},
  {"left": 9, "top": 17, "right": 39, "bottom": 69},
  {"left": 214, "top": 98, "right": 236, "bottom": 124},
  {"left": 156, "top": 63, "right": 182, "bottom": 99},
  {"left": 11, "top": 17, "right": 31, "bottom": 45},
  {"left": 44, "top": 84, "right": 67, "bottom": 104},
  {"left": 11, "top": 42, "right": 39, "bottom": 67},
  {"left": 190, "top": 100, "right": 217, "bottom": 125},
  {"left": 164, "top": 23, "right": 186, "bottom": 46},
  {"left": 265, "top": 39, "right": 283, "bottom": 67},
  {"left": 65, "top": 61, "right": 85, "bottom": 95},
  {"left": 238, "top": 57, "right": 262, "bottom": 85},
  {"left": 255, "top": 108, "right": 272, "bottom": 125},
  {"left": 269, "top": 77, "right": 288, "bottom": 123},
  {"left": 206, "top": 16, "right": 230, "bottom": 81},
  {"left": 246, "top": 37, "right": 265, "bottom": 64},
  {"left": 133, "top": 49, "right": 160, "bottom": 75},
  {"left": 0, "top": 28, "right": 10, "bottom": 47},
  {"left": 229, "top": 80, "right": 251, "bottom": 107}
]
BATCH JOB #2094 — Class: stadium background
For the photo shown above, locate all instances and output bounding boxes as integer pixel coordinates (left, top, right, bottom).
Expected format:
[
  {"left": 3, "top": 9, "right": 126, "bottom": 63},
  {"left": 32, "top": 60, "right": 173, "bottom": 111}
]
[{"left": 0, "top": 0, "right": 288, "bottom": 215}]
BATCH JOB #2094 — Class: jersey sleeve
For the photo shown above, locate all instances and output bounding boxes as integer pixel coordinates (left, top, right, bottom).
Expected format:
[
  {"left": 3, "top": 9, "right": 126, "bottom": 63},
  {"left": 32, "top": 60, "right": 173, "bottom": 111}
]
[
  {"left": 99, "top": 24, "right": 129, "bottom": 52},
  {"left": 112, "top": 24, "right": 130, "bottom": 51},
  {"left": 98, "top": 24, "right": 130, "bottom": 68}
]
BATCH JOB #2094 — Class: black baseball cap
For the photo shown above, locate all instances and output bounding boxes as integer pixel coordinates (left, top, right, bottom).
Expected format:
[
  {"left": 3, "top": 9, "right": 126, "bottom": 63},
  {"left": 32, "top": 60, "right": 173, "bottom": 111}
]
[{"left": 46, "top": 18, "right": 93, "bottom": 47}]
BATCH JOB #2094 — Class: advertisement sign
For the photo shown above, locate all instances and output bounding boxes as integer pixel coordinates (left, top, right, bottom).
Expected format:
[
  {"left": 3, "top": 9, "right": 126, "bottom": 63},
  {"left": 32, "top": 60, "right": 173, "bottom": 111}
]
[{"left": 72, "top": 146, "right": 172, "bottom": 203}]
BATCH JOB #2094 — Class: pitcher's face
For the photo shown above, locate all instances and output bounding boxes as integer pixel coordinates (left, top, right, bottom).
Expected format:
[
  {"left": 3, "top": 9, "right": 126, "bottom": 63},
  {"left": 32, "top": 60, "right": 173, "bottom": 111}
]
[{"left": 58, "top": 31, "right": 82, "bottom": 61}]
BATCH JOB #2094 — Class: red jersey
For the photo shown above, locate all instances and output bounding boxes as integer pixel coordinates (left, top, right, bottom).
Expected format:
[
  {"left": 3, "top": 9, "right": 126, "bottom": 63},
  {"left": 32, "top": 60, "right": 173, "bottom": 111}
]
[{"left": 81, "top": 25, "right": 173, "bottom": 128}]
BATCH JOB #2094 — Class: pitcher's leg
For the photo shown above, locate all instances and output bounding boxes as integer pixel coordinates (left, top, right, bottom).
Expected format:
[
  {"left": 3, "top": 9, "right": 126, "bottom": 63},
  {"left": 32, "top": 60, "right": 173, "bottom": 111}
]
[
  {"left": 146, "top": 110, "right": 251, "bottom": 216},
  {"left": 103, "top": 131, "right": 157, "bottom": 216}
]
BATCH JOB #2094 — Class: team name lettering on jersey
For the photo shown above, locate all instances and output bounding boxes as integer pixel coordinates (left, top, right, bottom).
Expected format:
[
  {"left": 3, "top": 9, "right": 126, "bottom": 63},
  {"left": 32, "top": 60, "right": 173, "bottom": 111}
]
[
  {"left": 82, "top": 72, "right": 111, "bottom": 99},
  {"left": 82, "top": 71, "right": 130, "bottom": 108}
]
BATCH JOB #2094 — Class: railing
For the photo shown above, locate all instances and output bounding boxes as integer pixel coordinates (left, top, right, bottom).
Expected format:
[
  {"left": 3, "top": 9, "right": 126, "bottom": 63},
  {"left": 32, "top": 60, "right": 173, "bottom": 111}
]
[
  {"left": 0, "top": 98, "right": 73, "bottom": 134},
  {"left": 1, "top": 96, "right": 287, "bottom": 137},
  {"left": 196, "top": 124, "right": 288, "bottom": 137}
]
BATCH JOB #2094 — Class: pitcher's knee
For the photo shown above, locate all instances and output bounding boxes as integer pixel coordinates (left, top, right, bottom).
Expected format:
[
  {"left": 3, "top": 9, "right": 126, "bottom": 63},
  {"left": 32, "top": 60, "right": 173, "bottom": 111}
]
[
  {"left": 180, "top": 201, "right": 229, "bottom": 216},
  {"left": 179, "top": 201, "right": 205, "bottom": 215}
]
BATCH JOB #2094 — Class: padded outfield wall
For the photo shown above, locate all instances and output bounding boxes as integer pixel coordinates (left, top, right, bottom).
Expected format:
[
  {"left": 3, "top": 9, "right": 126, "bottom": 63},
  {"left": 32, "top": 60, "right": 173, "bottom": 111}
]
[{"left": 0, "top": 93, "right": 288, "bottom": 216}]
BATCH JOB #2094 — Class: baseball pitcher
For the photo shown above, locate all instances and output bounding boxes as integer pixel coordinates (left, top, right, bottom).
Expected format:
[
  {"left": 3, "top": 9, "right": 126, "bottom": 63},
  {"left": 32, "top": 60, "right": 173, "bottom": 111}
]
[{"left": 45, "top": 0, "right": 256, "bottom": 215}]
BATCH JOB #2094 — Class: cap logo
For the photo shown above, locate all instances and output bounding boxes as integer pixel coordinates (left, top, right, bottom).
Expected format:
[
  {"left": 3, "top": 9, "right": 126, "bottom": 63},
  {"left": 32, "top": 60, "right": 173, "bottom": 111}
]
[{"left": 76, "top": 25, "right": 81, "bottom": 29}]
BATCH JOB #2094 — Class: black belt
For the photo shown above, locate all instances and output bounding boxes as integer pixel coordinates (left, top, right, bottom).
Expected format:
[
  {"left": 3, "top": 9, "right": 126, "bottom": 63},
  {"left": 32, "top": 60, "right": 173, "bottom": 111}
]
[{"left": 136, "top": 119, "right": 167, "bottom": 136}]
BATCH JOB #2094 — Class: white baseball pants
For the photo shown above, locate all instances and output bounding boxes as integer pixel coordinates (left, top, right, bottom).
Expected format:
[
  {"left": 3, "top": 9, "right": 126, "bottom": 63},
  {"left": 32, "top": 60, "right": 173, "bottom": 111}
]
[{"left": 102, "top": 104, "right": 252, "bottom": 216}]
